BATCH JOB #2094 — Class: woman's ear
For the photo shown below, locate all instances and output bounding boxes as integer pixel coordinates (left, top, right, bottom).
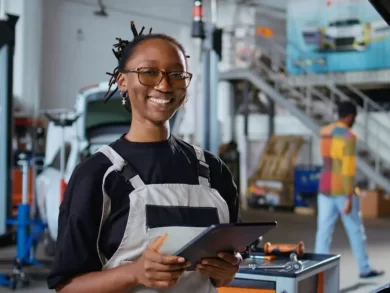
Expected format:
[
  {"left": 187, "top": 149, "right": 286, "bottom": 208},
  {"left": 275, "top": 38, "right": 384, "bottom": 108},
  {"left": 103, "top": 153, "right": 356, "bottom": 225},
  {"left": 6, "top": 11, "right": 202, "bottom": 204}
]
[{"left": 117, "top": 73, "right": 127, "bottom": 92}]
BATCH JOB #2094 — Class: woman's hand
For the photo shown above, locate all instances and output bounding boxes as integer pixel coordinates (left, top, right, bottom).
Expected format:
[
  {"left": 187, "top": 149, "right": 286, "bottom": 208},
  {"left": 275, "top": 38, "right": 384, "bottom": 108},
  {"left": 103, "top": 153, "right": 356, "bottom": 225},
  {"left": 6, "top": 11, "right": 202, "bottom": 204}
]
[
  {"left": 133, "top": 233, "right": 191, "bottom": 289},
  {"left": 196, "top": 252, "right": 241, "bottom": 287}
]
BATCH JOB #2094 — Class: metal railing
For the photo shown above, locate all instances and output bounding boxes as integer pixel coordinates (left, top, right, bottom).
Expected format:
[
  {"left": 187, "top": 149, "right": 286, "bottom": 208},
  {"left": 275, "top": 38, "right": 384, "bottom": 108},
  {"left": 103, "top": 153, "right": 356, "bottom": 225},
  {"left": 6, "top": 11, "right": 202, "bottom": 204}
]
[
  {"left": 229, "top": 29, "right": 390, "bottom": 187},
  {"left": 251, "top": 38, "right": 390, "bottom": 169}
]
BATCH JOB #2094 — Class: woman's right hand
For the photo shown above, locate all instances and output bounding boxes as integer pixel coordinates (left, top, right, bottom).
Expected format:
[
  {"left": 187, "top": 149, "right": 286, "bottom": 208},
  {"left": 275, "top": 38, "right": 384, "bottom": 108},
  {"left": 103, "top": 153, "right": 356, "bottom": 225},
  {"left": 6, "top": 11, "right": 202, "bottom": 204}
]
[{"left": 133, "top": 233, "right": 191, "bottom": 289}]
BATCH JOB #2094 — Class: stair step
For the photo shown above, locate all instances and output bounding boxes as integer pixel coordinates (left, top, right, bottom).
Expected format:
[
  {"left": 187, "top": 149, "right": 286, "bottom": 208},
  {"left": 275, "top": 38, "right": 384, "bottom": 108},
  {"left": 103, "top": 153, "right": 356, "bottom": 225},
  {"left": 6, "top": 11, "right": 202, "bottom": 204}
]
[{"left": 225, "top": 68, "right": 390, "bottom": 192}]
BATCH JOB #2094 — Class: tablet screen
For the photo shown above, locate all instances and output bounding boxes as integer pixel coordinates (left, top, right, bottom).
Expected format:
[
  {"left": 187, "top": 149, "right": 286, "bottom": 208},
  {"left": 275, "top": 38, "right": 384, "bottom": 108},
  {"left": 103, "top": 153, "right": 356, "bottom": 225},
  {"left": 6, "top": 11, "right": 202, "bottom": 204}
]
[{"left": 174, "top": 222, "right": 277, "bottom": 270}]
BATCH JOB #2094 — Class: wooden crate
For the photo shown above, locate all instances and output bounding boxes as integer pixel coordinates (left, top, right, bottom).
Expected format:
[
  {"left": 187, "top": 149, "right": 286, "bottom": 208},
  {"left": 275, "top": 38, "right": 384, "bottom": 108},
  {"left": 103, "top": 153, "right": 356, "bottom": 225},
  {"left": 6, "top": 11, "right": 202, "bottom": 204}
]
[
  {"left": 359, "top": 189, "right": 390, "bottom": 218},
  {"left": 249, "top": 135, "right": 304, "bottom": 184},
  {"left": 248, "top": 135, "right": 305, "bottom": 207}
]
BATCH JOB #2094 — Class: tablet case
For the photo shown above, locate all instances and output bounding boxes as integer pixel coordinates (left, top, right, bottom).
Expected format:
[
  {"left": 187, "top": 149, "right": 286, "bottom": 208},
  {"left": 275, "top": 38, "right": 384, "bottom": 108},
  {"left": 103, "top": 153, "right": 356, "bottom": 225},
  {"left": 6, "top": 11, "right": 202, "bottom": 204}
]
[
  {"left": 173, "top": 222, "right": 277, "bottom": 271},
  {"left": 369, "top": 0, "right": 390, "bottom": 26}
]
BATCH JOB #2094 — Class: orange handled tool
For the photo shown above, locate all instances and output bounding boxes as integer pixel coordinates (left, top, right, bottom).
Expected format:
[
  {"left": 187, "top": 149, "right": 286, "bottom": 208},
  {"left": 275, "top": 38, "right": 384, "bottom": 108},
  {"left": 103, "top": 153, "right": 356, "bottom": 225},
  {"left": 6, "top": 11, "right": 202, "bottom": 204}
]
[{"left": 264, "top": 241, "right": 305, "bottom": 257}]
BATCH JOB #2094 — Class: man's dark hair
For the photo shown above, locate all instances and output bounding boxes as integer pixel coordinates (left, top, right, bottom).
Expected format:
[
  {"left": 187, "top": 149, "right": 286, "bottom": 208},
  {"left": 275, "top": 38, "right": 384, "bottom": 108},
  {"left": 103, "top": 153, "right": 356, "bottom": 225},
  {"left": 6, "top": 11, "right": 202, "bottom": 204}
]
[
  {"left": 103, "top": 21, "right": 190, "bottom": 103},
  {"left": 338, "top": 101, "right": 357, "bottom": 118}
]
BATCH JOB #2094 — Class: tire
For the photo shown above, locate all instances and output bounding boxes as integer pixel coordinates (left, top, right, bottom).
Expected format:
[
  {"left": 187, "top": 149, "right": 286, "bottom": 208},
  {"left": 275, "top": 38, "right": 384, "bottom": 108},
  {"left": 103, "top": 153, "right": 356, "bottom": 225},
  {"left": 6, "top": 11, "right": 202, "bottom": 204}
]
[{"left": 43, "top": 231, "right": 56, "bottom": 257}]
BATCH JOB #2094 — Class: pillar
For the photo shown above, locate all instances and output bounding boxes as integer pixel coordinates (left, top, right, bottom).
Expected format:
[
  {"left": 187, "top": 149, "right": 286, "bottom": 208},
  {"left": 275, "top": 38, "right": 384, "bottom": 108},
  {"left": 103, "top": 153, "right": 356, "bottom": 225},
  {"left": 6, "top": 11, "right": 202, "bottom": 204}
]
[{"left": 6, "top": 0, "right": 43, "bottom": 114}]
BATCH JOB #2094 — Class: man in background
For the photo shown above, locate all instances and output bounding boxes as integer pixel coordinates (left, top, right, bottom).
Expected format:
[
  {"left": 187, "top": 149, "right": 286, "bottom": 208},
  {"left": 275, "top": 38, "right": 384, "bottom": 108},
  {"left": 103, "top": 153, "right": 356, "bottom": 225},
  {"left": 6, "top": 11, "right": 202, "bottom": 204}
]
[{"left": 315, "top": 101, "right": 384, "bottom": 279}]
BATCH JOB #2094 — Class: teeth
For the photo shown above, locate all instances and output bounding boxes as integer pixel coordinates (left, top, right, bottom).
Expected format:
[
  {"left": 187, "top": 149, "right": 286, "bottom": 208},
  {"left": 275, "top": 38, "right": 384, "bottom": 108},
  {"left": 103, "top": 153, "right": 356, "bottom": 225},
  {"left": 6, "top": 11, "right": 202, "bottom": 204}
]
[{"left": 148, "top": 97, "right": 171, "bottom": 104}]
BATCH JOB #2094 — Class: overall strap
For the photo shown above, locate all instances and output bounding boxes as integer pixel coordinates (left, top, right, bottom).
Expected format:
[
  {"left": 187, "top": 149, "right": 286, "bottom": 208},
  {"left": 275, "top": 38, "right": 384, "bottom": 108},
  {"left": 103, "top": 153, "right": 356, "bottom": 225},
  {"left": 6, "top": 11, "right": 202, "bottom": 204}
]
[
  {"left": 96, "top": 145, "right": 145, "bottom": 265},
  {"left": 192, "top": 144, "right": 210, "bottom": 187},
  {"left": 97, "top": 145, "right": 145, "bottom": 189}
]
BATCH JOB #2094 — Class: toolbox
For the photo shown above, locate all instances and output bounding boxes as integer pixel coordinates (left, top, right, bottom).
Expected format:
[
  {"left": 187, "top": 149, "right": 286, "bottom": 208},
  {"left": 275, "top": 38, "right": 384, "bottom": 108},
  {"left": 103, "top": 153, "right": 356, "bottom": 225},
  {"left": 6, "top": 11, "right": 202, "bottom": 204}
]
[{"left": 219, "top": 252, "right": 340, "bottom": 293}]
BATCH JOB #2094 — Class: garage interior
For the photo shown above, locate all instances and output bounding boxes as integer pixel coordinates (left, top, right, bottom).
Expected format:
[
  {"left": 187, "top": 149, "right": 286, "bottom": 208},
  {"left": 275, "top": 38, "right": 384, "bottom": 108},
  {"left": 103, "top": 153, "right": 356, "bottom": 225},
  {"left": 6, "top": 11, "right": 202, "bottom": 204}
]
[{"left": 1, "top": 0, "right": 390, "bottom": 292}]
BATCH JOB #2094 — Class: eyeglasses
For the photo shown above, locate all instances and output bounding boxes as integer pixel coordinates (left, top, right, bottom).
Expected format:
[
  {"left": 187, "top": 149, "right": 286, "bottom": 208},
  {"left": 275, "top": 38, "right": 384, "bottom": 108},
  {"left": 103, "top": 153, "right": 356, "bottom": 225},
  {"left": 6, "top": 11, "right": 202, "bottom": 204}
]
[{"left": 122, "top": 67, "right": 193, "bottom": 89}]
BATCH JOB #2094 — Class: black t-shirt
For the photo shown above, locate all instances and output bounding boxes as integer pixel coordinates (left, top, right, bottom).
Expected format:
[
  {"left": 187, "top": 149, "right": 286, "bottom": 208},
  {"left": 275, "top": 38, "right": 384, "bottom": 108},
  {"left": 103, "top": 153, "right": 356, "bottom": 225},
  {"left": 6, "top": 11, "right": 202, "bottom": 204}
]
[{"left": 47, "top": 135, "right": 240, "bottom": 289}]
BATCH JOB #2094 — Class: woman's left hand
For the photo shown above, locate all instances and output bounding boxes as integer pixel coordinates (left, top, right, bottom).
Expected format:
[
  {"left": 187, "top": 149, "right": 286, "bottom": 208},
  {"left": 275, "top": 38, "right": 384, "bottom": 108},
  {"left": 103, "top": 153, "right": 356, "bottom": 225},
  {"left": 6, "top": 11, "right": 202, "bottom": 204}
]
[{"left": 196, "top": 252, "right": 241, "bottom": 287}]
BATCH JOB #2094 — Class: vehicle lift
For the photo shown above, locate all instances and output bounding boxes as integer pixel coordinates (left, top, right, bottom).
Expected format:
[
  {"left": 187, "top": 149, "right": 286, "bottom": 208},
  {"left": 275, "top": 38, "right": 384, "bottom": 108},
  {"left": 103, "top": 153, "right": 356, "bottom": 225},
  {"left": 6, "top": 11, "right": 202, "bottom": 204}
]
[
  {"left": 0, "top": 110, "right": 80, "bottom": 290},
  {"left": 0, "top": 153, "right": 47, "bottom": 290},
  {"left": 0, "top": 12, "right": 79, "bottom": 289},
  {"left": 0, "top": 11, "right": 45, "bottom": 289}
]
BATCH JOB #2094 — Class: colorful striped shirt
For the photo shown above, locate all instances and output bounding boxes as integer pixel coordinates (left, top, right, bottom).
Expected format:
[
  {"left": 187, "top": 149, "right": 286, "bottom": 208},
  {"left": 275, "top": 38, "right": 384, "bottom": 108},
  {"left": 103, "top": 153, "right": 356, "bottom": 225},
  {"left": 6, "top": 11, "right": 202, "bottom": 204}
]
[{"left": 319, "top": 122, "right": 357, "bottom": 196}]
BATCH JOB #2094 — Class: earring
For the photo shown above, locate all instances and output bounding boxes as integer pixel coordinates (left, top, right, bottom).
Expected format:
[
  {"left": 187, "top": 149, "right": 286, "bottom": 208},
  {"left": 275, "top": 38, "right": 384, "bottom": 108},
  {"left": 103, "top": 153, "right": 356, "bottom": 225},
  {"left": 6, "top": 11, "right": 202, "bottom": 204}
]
[
  {"left": 120, "top": 91, "right": 131, "bottom": 113},
  {"left": 120, "top": 91, "right": 128, "bottom": 105}
]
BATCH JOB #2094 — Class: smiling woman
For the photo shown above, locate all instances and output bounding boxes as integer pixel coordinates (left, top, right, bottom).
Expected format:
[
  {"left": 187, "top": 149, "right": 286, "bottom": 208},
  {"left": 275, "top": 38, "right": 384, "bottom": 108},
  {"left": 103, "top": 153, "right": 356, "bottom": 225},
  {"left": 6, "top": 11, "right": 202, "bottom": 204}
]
[
  {"left": 103, "top": 22, "right": 191, "bottom": 124},
  {"left": 47, "top": 21, "right": 241, "bottom": 293}
]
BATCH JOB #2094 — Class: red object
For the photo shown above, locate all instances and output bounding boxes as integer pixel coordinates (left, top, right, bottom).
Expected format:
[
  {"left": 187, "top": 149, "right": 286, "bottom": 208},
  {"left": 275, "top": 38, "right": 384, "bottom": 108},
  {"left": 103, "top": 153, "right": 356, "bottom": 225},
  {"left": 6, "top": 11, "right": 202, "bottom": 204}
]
[
  {"left": 60, "top": 179, "right": 67, "bottom": 202},
  {"left": 14, "top": 117, "right": 44, "bottom": 126},
  {"left": 192, "top": 6, "right": 203, "bottom": 18},
  {"left": 12, "top": 168, "right": 34, "bottom": 215}
]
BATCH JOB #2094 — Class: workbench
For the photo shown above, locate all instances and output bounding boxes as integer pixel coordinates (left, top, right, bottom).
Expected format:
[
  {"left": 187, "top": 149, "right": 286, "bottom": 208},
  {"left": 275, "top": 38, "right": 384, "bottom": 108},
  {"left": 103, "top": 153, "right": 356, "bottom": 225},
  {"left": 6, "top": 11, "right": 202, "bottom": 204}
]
[{"left": 218, "top": 253, "right": 340, "bottom": 293}]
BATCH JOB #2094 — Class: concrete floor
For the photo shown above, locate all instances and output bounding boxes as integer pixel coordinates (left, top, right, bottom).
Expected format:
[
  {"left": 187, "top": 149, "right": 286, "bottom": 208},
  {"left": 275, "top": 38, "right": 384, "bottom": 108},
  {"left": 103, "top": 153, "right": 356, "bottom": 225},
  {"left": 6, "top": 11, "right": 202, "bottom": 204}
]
[{"left": 0, "top": 209, "right": 388, "bottom": 293}]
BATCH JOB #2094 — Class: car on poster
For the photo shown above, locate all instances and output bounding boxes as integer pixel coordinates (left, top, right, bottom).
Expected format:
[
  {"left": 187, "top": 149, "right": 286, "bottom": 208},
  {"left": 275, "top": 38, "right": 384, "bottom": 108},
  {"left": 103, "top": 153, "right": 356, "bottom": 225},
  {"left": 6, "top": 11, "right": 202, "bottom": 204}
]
[
  {"left": 286, "top": 0, "right": 390, "bottom": 74},
  {"left": 302, "top": 17, "right": 389, "bottom": 52}
]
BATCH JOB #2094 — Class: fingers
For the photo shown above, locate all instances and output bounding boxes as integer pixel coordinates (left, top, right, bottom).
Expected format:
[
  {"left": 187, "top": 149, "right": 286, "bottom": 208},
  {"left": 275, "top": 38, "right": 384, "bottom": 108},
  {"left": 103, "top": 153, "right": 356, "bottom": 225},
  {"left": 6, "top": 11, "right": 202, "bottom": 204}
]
[
  {"left": 144, "top": 279, "right": 180, "bottom": 289},
  {"left": 198, "top": 253, "right": 241, "bottom": 269},
  {"left": 343, "top": 205, "right": 351, "bottom": 215},
  {"left": 142, "top": 260, "right": 188, "bottom": 289},
  {"left": 196, "top": 253, "right": 240, "bottom": 281},
  {"left": 145, "top": 260, "right": 191, "bottom": 272},
  {"left": 196, "top": 265, "right": 225, "bottom": 280},
  {"left": 145, "top": 269, "right": 185, "bottom": 282},
  {"left": 145, "top": 248, "right": 186, "bottom": 265},
  {"left": 139, "top": 233, "right": 192, "bottom": 289},
  {"left": 198, "top": 258, "right": 230, "bottom": 270},
  {"left": 149, "top": 233, "right": 168, "bottom": 252},
  {"left": 218, "top": 252, "right": 242, "bottom": 265}
]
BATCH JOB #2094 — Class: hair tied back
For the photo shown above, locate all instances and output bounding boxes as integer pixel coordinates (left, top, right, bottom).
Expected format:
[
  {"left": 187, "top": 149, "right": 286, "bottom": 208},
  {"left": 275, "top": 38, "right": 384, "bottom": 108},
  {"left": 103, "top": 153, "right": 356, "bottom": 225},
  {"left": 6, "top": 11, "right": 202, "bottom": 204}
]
[{"left": 103, "top": 20, "right": 152, "bottom": 103}]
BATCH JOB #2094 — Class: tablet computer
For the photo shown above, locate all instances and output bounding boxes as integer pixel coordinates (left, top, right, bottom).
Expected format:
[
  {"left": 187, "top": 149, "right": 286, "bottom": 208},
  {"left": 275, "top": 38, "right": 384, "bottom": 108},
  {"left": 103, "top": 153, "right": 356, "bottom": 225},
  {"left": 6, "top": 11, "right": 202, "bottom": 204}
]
[
  {"left": 173, "top": 222, "right": 277, "bottom": 270},
  {"left": 369, "top": 0, "right": 390, "bottom": 26}
]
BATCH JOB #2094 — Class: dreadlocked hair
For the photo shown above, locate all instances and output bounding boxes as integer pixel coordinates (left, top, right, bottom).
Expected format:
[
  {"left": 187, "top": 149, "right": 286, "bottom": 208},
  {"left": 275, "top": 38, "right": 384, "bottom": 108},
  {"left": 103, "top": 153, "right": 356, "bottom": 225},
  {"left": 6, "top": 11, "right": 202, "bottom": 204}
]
[{"left": 103, "top": 21, "right": 190, "bottom": 103}]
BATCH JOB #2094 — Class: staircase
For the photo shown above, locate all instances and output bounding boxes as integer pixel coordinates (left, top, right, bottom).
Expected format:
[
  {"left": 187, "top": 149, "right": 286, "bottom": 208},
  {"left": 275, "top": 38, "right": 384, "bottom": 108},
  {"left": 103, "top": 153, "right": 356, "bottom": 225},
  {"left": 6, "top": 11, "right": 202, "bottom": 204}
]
[{"left": 220, "top": 40, "right": 390, "bottom": 193}]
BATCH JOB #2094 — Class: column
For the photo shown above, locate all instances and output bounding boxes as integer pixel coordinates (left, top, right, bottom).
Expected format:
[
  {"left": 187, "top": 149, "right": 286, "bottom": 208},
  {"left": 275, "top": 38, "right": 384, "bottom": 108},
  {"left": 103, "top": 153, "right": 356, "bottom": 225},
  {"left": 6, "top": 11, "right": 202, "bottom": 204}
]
[{"left": 6, "top": 0, "right": 43, "bottom": 114}]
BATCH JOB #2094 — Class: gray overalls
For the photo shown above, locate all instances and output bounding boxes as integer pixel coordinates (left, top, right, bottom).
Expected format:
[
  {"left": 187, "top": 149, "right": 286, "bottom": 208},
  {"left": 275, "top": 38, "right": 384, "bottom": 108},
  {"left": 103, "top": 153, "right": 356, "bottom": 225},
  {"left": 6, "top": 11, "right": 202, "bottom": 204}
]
[{"left": 97, "top": 144, "right": 230, "bottom": 293}]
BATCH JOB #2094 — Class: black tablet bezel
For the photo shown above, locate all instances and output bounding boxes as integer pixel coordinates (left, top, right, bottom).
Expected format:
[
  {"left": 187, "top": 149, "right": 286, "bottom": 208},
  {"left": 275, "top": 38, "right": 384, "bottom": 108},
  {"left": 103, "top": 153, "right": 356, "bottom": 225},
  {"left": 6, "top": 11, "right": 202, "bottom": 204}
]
[
  {"left": 173, "top": 221, "right": 277, "bottom": 259},
  {"left": 369, "top": 0, "right": 390, "bottom": 26}
]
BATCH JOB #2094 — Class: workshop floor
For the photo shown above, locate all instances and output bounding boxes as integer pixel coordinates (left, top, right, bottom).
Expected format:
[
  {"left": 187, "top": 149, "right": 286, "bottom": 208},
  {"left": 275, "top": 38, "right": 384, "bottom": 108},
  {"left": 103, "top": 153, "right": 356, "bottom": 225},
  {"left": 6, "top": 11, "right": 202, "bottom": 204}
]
[{"left": 0, "top": 209, "right": 388, "bottom": 293}]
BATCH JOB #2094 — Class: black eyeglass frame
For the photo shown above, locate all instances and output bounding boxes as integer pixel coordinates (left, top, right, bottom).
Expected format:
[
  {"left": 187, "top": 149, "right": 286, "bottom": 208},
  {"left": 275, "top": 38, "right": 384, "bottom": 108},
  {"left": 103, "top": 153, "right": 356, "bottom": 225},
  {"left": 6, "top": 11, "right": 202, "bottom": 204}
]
[{"left": 122, "top": 67, "right": 193, "bottom": 89}]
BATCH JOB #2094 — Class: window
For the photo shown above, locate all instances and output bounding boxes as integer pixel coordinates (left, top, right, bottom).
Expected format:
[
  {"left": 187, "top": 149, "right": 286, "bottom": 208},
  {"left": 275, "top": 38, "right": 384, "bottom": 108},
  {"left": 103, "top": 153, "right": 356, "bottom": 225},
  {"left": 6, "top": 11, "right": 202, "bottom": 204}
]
[
  {"left": 85, "top": 92, "right": 130, "bottom": 131},
  {"left": 84, "top": 91, "right": 179, "bottom": 137}
]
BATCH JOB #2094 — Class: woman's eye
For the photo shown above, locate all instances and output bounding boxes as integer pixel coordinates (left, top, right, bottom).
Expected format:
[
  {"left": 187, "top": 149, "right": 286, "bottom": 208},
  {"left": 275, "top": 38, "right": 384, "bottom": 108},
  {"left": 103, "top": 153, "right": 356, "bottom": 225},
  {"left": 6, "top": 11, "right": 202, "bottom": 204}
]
[
  {"left": 141, "top": 69, "right": 159, "bottom": 76},
  {"left": 170, "top": 72, "right": 186, "bottom": 79}
]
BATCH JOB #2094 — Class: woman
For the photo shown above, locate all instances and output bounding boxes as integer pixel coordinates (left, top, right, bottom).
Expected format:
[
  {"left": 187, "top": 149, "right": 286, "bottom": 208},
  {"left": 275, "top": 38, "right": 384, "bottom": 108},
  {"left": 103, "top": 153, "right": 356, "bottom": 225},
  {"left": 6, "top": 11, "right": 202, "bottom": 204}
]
[{"left": 47, "top": 22, "right": 241, "bottom": 293}]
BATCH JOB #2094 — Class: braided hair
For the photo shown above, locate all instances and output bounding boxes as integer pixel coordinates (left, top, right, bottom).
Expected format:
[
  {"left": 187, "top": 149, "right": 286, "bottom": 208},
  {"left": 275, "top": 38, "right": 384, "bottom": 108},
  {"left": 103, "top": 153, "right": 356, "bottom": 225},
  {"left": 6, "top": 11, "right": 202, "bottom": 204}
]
[{"left": 104, "top": 21, "right": 190, "bottom": 103}]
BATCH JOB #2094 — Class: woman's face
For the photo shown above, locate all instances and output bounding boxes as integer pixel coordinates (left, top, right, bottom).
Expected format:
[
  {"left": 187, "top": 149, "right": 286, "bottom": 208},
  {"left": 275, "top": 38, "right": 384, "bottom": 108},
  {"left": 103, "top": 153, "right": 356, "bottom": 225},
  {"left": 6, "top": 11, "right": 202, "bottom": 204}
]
[{"left": 118, "top": 38, "right": 189, "bottom": 125}]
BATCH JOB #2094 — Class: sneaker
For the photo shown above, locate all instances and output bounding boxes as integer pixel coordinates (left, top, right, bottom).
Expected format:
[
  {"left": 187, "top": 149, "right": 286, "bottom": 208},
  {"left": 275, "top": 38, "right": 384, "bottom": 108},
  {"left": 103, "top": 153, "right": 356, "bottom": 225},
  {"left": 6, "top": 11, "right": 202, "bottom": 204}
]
[{"left": 359, "top": 270, "right": 385, "bottom": 279}]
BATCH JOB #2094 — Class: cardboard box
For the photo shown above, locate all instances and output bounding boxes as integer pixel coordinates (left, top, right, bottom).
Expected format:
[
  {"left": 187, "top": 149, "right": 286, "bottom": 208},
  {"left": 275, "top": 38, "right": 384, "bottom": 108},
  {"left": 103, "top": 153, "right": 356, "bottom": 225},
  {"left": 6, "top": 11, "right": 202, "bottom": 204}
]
[{"left": 359, "top": 190, "right": 390, "bottom": 218}]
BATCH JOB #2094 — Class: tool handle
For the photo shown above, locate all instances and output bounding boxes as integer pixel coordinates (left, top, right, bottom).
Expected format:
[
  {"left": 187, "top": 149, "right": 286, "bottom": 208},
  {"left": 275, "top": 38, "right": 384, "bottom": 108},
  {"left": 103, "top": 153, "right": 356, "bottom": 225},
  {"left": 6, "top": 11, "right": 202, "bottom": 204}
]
[{"left": 264, "top": 241, "right": 305, "bottom": 257}]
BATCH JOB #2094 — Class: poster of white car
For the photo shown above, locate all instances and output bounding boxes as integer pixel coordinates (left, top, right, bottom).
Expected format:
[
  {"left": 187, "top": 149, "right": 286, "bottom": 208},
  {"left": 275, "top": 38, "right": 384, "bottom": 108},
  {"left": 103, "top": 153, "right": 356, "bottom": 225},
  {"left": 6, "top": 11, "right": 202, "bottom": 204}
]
[{"left": 302, "top": 17, "right": 389, "bottom": 52}]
